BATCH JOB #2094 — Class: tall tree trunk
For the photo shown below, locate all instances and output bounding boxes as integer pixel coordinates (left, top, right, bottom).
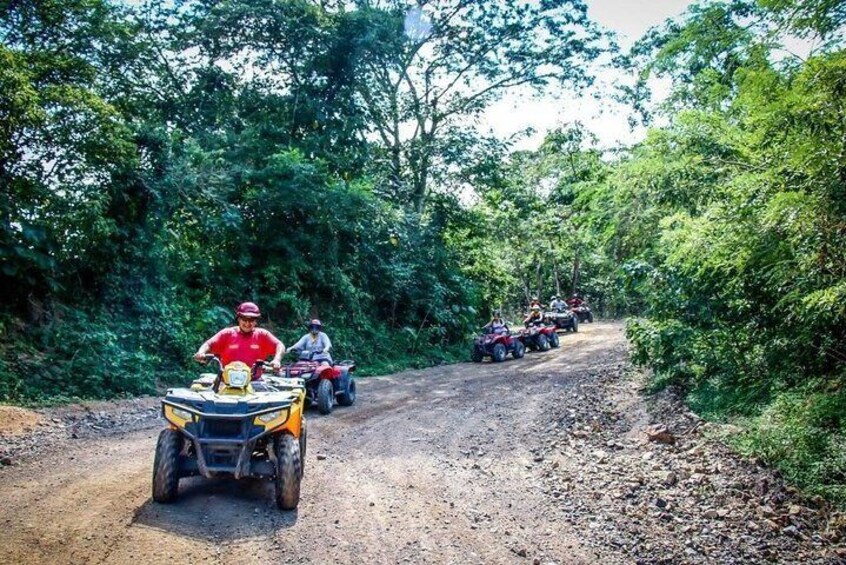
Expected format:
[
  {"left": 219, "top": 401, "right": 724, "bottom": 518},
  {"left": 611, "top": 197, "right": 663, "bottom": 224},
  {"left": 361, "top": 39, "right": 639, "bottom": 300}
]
[
  {"left": 553, "top": 263, "right": 561, "bottom": 296},
  {"left": 571, "top": 251, "right": 580, "bottom": 294},
  {"left": 535, "top": 260, "right": 543, "bottom": 301},
  {"left": 411, "top": 132, "right": 433, "bottom": 213}
]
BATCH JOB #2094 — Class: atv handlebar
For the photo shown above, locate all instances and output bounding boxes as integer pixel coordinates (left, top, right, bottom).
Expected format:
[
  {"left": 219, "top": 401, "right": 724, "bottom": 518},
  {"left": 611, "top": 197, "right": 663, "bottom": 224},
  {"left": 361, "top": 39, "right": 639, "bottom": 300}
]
[
  {"left": 290, "top": 348, "right": 325, "bottom": 361},
  {"left": 197, "top": 354, "right": 223, "bottom": 372}
]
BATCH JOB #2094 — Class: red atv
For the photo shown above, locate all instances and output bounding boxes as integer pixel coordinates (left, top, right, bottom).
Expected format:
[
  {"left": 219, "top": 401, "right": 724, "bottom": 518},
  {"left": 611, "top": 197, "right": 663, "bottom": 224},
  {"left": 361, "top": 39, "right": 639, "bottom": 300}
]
[
  {"left": 520, "top": 323, "right": 560, "bottom": 351},
  {"left": 471, "top": 327, "right": 525, "bottom": 362},
  {"left": 285, "top": 351, "right": 356, "bottom": 415}
]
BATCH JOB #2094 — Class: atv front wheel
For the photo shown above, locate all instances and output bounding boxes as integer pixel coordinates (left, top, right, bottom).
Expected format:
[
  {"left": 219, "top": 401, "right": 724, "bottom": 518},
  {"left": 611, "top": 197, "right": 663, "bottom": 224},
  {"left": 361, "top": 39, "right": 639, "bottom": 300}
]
[
  {"left": 152, "top": 428, "right": 182, "bottom": 503},
  {"left": 537, "top": 334, "right": 550, "bottom": 351},
  {"left": 317, "top": 378, "right": 334, "bottom": 415},
  {"left": 549, "top": 332, "right": 560, "bottom": 348},
  {"left": 274, "top": 434, "right": 302, "bottom": 510},
  {"left": 492, "top": 343, "right": 507, "bottom": 362},
  {"left": 571, "top": 317, "right": 579, "bottom": 333},
  {"left": 512, "top": 340, "right": 525, "bottom": 359},
  {"left": 588, "top": 312, "right": 594, "bottom": 323},
  {"left": 338, "top": 378, "right": 356, "bottom": 406},
  {"left": 471, "top": 347, "right": 484, "bottom": 363},
  {"left": 299, "top": 420, "right": 307, "bottom": 478}
]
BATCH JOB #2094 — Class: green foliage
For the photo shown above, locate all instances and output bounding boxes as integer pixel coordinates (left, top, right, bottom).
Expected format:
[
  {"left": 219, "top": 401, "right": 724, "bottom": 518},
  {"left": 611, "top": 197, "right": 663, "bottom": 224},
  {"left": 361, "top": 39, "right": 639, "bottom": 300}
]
[
  {"left": 734, "top": 388, "right": 846, "bottom": 503},
  {"left": 614, "top": 0, "right": 846, "bottom": 505},
  {"left": 0, "top": 0, "right": 483, "bottom": 404}
]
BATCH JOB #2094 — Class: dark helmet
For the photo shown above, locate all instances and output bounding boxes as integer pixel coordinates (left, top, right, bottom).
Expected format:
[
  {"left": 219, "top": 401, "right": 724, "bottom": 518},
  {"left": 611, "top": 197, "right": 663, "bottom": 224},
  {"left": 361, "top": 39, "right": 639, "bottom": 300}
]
[
  {"left": 308, "top": 319, "right": 323, "bottom": 330},
  {"left": 236, "top": 302, "right": 261, "bottom": 319}
]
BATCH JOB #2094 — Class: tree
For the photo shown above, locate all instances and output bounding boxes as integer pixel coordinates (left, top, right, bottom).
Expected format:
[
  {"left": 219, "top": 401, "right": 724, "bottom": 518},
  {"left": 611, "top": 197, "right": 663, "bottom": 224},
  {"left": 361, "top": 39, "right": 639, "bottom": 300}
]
[
  {"left": 345, "top": 0, "right": 604, "bottom": 212},
  {"left": 175, "top": 0, "right": 605, "bottom": 212}
]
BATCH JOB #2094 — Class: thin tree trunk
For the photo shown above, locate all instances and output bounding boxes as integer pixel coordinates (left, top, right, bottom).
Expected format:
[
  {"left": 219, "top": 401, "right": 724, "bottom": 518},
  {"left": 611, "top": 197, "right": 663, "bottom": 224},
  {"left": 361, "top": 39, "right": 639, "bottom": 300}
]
[
  {"left": 571, "top": 252, "right": 580, "bottom": 294},
  {"left": 553, "top": 263, "right": 561, "bottom": 296},
  {"left": 535, "top": 261, "right": 542, "bottom": 301}
]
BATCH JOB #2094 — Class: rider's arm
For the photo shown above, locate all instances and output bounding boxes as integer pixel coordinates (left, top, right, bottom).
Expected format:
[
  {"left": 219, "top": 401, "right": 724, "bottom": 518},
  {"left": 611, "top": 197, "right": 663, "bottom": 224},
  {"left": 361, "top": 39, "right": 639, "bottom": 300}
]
[
  {"left": 290, "top": 334, "right": 308, "bottom": 352},
  {"left": 271, "top": 341, "right": 285, "bottom": 369},
  {"left": 321, "top": 333, "right": 332, "bottom": 353},
  {"left": 194, "top": 329, "right": 227, "bottom": 361},
  {"left": 193, "top": 342, "right": 210, "bottom": 361}
]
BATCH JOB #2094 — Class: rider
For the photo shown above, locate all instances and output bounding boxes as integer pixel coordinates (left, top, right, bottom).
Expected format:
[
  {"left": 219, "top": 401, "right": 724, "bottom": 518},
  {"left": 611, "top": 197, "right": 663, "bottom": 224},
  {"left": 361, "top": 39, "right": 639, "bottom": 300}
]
[
  {"left": 193, "top": 302, "right": 285, "bottom": 380},
  {"left": 290, "top": 319, "right": 333, "bottom": 365},
  {"left": 566, "top": 293, "right": 585, "bottom": 308},
  {"left": 523, "top": 304, "right": 544, "bottom": 327},
  {"left": 529, "top": 296, "right": 542, "bottom": 309},
  {"left": 483, "top": 310, "right": 509, "bottom": 333},
  {"left": 549, "top": 295, "right": 567, "bottom": 312}
]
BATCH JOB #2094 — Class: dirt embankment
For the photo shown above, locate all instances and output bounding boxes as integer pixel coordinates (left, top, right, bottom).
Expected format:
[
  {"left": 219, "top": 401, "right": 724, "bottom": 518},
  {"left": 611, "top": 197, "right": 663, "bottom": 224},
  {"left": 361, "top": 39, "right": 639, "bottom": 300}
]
[{"left": 0, "top": 322, "right": 843, "bottom": 564}]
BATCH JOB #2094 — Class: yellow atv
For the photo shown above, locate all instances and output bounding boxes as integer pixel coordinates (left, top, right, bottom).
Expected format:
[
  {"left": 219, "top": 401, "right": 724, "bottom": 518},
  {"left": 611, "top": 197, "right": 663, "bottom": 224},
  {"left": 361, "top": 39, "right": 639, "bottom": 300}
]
[{"left": 152, "top": 355, "right": 307, "bottom": 510}]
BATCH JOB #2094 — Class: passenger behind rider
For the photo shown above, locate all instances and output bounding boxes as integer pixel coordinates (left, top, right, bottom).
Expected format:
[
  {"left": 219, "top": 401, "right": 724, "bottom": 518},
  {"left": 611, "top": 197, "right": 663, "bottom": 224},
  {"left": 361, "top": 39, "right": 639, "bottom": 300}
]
[
  {"left": 523, "top": 304, "right": 544, "bottom": 326},
  {"left": 290, "top": 319, "right": 333, "bottom": 366},
  {"left": 483, "top": 310, "right": 509, "bottom": 333},
  {"left": 549, "top": 295, "right": 567, "bottom": 312},
  {"left": 193, "top": 302, "right": 285, "bottom": 381}
]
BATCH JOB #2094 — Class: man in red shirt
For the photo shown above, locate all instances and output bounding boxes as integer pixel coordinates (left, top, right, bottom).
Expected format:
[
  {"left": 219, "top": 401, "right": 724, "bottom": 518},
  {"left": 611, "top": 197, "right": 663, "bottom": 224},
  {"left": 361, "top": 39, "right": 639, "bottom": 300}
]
[
  {"left": 566, "top": 293, "right": 585, "bottom": 308},
  {"left": 193, "top": 302, "right": 285, "bottom": 380}
]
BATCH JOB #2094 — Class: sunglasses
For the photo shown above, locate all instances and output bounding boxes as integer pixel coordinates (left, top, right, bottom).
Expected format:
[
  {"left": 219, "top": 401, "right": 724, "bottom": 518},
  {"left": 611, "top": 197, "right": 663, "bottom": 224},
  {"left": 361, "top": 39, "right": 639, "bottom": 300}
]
[{"left": 238, "top": 317, "right": 258, "bottom": 324}]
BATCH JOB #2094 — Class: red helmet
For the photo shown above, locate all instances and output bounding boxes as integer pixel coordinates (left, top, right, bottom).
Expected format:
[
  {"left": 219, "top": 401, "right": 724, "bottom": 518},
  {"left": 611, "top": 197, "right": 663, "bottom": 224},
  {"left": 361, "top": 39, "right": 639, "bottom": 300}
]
[
  {"left": 236, "top": 302, "right": 261, "bottom": 319},
  {"left": 308, "top": 319, "right": 323, "bottom": 329}
]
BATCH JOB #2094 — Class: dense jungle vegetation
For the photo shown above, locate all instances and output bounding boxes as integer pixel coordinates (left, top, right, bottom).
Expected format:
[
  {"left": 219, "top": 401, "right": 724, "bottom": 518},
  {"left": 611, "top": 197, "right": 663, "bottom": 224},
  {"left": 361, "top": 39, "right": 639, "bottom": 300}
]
[{"left": 2, "top": 0, "right": 845, "bottom": 501}]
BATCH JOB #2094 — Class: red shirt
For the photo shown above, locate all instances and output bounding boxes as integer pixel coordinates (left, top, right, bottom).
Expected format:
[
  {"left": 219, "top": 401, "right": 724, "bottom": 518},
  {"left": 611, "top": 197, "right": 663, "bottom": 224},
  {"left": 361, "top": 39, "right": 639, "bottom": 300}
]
[{"left": 205, "top": 327, "right": 281, "bottom": 379}]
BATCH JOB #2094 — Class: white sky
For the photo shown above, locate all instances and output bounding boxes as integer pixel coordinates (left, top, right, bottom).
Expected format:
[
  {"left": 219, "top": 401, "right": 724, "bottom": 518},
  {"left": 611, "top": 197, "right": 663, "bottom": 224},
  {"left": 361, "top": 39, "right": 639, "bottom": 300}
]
[{"left": 481, "top": 0, "right": 694, "bottom": 150}]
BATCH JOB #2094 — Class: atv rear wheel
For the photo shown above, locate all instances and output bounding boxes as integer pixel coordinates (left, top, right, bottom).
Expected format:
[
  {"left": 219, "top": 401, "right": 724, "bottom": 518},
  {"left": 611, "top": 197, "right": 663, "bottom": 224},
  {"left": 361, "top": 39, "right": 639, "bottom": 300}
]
[
  {"left": 274, "top": 434, "right": 302, "bottom": 510},
  {"left": 512, "top": 340, "right": 525, "bottom": 359},
  {"left": 317, "top": 378, "right": 334, "bottom": 415},
  {"left": 471, "top": 347, "right": 484, "bottom": 363},
  {"left": 338, "top": 378, "right": 356, "bottom": 406},
  {"left": 549, "top": 332, "right": 560, "bottom": 348},
  {"left": 492, "top": 343, "right": 507, "bottom": 362},
  {"left": 152, "top": 428, "right": 182, "bottom": 503},
  {"left": 537, "top": 334, "right": 550, "bottom": 351}
]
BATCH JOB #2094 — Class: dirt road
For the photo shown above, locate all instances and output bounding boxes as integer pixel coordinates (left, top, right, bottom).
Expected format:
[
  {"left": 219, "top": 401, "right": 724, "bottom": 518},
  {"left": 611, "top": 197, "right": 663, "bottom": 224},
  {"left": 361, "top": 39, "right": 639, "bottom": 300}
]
[{"left": 0, "top": 322, "right": 842, "bottom": 564}]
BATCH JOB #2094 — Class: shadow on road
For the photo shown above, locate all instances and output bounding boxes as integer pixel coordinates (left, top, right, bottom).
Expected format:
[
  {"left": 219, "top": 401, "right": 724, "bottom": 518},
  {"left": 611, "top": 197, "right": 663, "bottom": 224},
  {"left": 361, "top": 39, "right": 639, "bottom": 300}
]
[{"left": 132, "top": 476, "right": 297, "bottom": 542}]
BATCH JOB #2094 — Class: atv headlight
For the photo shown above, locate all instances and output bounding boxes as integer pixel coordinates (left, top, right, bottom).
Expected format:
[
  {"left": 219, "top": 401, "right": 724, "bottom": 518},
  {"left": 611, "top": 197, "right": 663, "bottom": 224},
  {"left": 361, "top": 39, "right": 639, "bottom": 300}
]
[
  {"left": 164, "top": 404, "right": 193, "bottom": 427},
  {"left": 173, "top": 407, "right": 193, "bottom": 421},
  {"left": 227, "top": 369, "right": 250, "bottom": 388},
  {"left": 258, "top": 410, "right": 281, "bottom": 423},
  {"left": 255, "top": 407, "right": 289, "bottom": 428}
]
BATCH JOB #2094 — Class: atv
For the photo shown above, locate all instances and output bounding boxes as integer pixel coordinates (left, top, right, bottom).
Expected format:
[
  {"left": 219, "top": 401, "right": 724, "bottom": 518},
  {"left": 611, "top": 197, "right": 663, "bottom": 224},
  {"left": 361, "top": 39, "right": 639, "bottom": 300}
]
[
  {"left": 471, "top": 326, "right": 525, "bottom": 362},
  {"left": 544, "top": 310, "right": 579, "bottom": 333},
  {"left": 153, "top": 355, "right": 306, "bottom": 510},
  {"left": 571, "top": 304, "right": 594, "bottom": 323},
  {"left": 285, "top": 350, "right": 356, "bottom": 416},
  {"left": 520, "top": 322, "right": 560, "bottom": 351}
]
